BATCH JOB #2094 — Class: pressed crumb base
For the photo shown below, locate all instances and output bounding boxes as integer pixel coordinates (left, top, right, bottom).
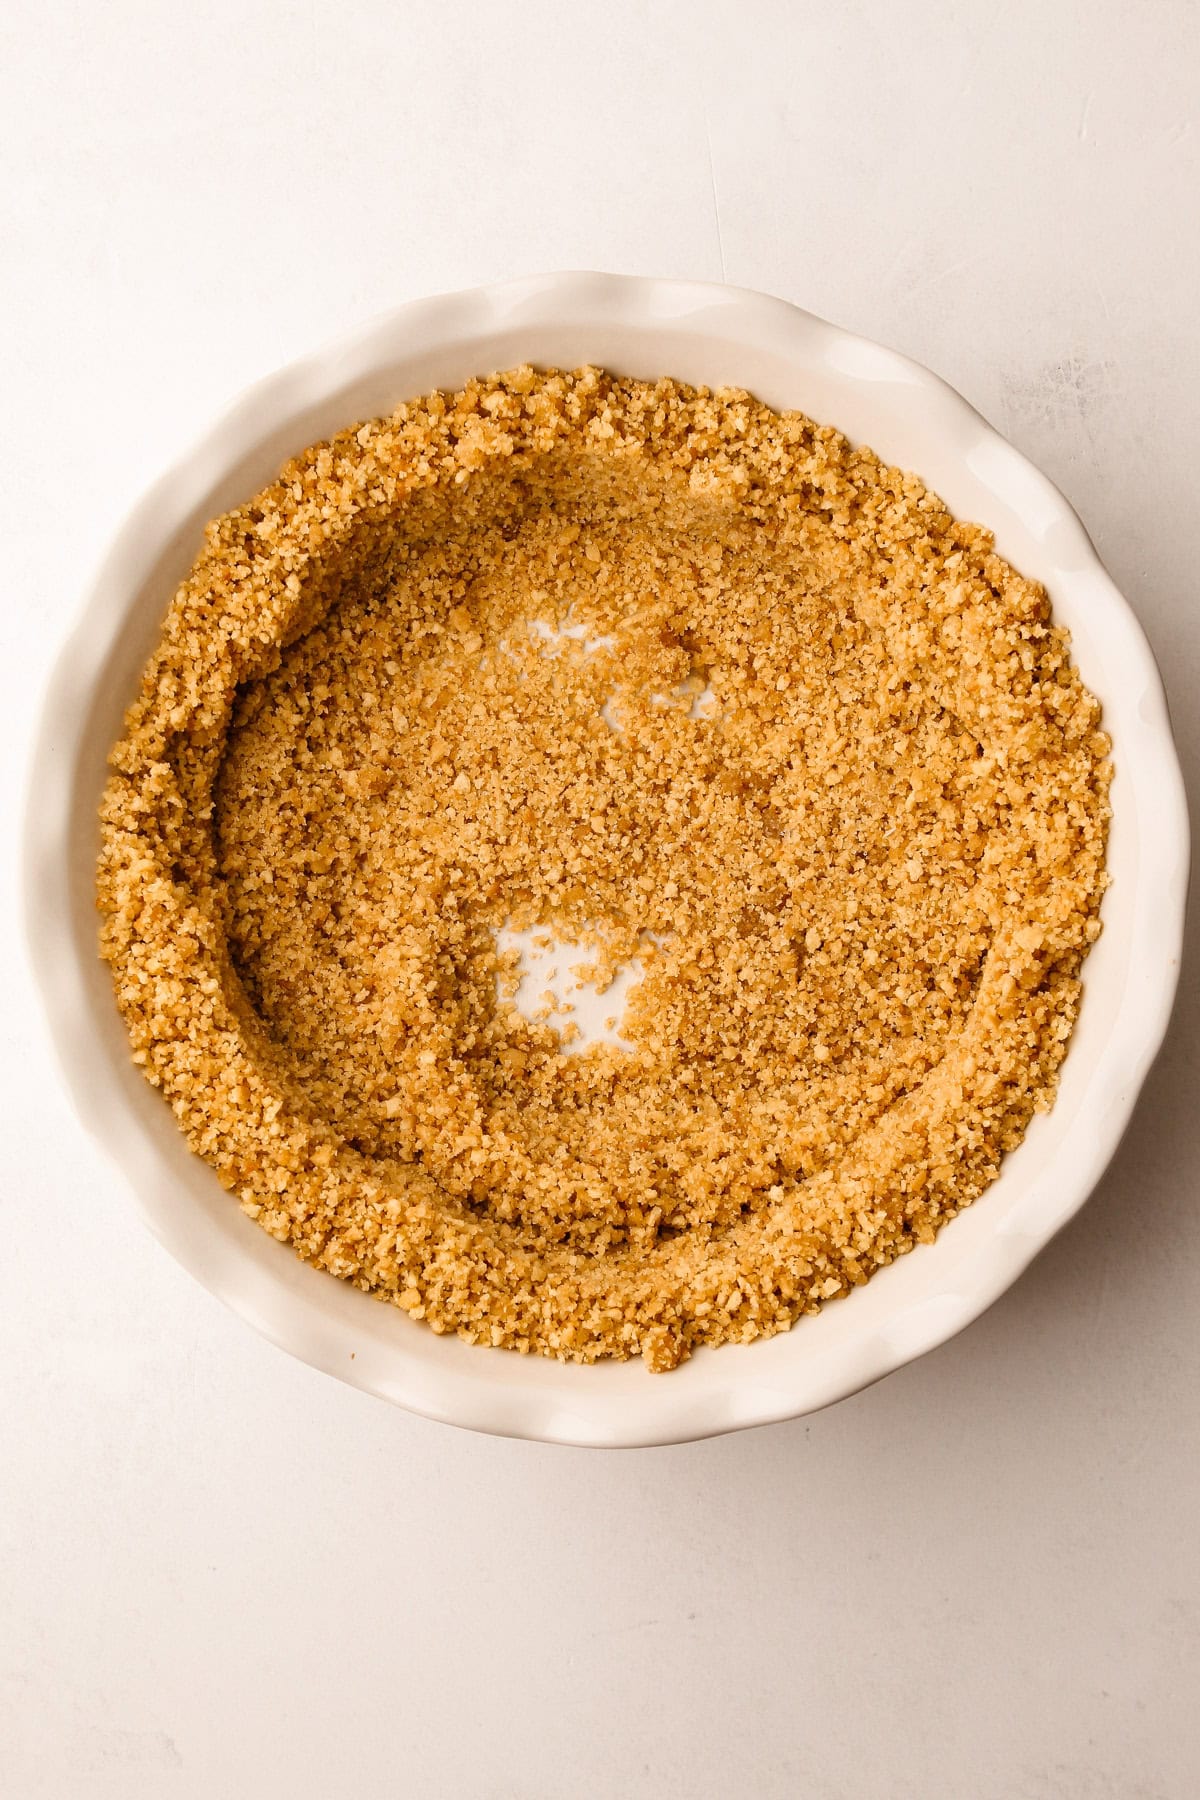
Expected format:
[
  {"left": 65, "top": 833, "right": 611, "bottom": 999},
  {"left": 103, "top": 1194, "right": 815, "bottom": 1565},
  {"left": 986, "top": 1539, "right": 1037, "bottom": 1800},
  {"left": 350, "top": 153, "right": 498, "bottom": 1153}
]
[{"left": 97, "top": 368, "right": 1110, "bottom": 1370}]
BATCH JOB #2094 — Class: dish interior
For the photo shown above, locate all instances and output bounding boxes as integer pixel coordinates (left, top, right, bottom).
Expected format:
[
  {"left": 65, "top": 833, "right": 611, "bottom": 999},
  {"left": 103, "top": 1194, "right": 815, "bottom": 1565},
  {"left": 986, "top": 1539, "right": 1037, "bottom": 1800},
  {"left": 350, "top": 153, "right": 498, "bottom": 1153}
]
[{"left": 96, "top": 368, "right": 1107, "bottom": 1374}]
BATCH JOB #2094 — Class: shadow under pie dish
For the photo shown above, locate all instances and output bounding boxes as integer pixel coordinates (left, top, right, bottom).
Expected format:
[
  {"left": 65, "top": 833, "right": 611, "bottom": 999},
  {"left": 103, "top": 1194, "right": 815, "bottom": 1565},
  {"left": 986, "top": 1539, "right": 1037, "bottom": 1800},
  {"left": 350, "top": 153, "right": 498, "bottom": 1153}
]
[{"left": 29, "top": 277, "right": 1187, "bottom": 1442}]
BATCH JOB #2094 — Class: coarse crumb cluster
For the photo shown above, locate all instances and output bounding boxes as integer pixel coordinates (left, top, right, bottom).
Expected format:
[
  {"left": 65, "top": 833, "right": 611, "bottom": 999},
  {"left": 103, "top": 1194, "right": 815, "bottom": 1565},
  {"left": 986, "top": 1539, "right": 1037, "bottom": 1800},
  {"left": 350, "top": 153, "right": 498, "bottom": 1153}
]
[{"left": 97, "top": 367, "right": 1110, "bottom": 1370}]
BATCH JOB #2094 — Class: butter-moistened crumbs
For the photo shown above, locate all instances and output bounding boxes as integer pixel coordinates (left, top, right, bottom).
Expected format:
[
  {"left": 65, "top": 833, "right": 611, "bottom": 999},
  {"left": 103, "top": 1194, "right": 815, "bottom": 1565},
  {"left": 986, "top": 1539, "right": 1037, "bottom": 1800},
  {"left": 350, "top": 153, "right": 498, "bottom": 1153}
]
[{"left": 97, "top": 368, "right": 1110, "bottom": 1371}]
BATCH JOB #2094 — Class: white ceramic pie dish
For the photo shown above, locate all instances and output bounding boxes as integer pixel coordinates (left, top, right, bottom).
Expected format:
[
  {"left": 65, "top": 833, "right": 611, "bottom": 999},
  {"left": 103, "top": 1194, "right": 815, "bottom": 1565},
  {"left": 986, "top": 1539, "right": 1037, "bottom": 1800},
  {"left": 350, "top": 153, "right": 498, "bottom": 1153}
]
[{"left": 24, "top": 272, "right": 1188, "bottom": 1447}]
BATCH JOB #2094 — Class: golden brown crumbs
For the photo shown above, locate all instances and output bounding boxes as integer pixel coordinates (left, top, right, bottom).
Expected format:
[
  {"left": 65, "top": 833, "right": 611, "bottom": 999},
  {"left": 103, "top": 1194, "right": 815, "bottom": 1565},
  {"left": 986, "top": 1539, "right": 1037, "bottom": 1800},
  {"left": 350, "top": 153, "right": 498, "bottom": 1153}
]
[{"left": 96, "top": 366, "right": 1110, "bottom": 1371}]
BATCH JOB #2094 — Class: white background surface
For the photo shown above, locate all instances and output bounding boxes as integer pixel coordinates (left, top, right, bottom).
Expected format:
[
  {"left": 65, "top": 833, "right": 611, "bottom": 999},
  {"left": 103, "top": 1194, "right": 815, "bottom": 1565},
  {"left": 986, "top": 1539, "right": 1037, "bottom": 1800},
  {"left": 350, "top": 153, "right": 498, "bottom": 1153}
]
[{"left": 2, "top": 3, "right": 1198, "bottom": 1795}]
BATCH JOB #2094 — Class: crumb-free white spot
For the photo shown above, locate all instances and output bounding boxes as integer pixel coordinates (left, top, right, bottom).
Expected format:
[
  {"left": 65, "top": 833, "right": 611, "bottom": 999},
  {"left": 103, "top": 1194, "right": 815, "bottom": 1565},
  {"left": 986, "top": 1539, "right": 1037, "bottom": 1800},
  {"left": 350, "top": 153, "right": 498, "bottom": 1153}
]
[
  {"left": 649, "top": 680, "right": 717, "bottom": 719},
  {"left": 495, "top": 925, "right": 643, "bottom": 1053},
  {"left": 528, "top": 616, "right": 615, "bottom": 657}
]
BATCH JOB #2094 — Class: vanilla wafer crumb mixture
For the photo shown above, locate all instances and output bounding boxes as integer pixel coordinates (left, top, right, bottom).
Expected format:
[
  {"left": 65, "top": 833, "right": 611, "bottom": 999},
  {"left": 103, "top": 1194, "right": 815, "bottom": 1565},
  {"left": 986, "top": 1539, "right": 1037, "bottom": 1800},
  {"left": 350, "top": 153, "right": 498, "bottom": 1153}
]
[{"left": 97, "top": 367, "right": 1110, "bottom": 1370}]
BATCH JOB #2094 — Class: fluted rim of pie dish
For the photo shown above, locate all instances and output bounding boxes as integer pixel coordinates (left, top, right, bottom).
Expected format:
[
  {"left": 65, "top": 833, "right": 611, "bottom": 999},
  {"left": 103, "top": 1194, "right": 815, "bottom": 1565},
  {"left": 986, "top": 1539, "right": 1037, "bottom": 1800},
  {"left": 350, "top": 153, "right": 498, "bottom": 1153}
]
[{"left": 22, "top": 273, "right": 1189, "bottom": 1446}]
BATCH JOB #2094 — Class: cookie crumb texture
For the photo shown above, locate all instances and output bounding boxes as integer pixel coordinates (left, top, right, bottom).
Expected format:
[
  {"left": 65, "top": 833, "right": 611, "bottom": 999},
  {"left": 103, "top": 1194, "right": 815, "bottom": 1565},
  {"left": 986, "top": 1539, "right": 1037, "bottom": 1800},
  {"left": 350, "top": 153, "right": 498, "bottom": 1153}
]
[{"left": 97, "top": 369, "right": 1110, "bottom": 1371}]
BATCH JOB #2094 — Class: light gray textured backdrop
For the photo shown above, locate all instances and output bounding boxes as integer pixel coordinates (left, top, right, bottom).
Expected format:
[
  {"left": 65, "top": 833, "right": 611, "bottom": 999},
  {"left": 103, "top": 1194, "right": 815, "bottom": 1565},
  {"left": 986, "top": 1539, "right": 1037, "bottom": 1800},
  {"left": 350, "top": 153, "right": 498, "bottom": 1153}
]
[{"left": 2, "top": 2, "right": 1197, "bottom": 1795}]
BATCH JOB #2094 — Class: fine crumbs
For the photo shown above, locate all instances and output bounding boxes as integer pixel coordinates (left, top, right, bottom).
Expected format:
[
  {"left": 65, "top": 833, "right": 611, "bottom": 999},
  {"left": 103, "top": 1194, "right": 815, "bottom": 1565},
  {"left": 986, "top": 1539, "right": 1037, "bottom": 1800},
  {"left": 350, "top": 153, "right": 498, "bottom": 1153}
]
[{"left": 97, "top": 368, "right": 1110, "bottom": 1370}]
